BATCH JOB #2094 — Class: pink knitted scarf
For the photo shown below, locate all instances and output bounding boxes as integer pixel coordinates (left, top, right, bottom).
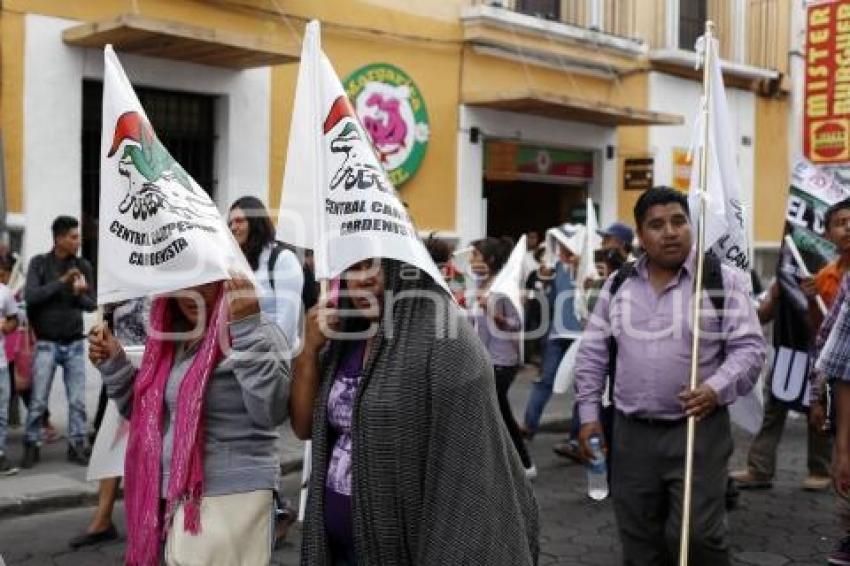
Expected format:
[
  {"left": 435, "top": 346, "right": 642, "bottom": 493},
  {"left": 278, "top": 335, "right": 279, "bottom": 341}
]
[{"left": 123, "top": 288, "right": 227, "bottom": 565}]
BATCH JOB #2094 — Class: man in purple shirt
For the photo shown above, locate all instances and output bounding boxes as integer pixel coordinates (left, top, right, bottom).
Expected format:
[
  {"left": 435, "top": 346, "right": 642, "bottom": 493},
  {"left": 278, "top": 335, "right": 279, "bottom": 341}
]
[{"left": 575, "top": 187, "right": 766, "bottom": 565}]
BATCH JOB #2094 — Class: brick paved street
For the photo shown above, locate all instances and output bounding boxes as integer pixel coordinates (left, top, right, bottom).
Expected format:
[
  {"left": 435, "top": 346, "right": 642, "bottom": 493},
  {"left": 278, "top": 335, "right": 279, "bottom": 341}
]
[{"left": 0, "top": 414, "right": 840, "bottom": 565}]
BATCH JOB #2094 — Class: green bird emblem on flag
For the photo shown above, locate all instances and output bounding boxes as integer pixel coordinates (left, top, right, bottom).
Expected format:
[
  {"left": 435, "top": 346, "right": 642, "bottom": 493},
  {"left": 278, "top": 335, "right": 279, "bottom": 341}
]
[{"left": 107, "top": 111, "right": 218, "bottom": 222}]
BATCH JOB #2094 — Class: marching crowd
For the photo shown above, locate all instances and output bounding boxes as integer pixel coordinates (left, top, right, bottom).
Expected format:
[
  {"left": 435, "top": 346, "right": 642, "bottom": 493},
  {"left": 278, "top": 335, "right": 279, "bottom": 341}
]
[{"left": 3, "top": 186, "right": 850, "bottom": 565}]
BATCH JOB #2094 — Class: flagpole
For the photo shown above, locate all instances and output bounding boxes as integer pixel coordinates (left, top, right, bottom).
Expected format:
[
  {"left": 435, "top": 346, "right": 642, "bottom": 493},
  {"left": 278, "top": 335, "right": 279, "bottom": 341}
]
[
  {"left": 783, "top": 235, "right": 828, "bottom": 316},
  {"left": 680, "top": 20, "right": 714, "bottom": 566}
]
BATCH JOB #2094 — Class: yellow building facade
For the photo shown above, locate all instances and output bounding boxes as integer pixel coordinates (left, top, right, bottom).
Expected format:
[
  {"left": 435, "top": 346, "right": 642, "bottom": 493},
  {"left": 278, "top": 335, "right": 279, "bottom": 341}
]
[{"left": 0, "top": 0, "right": 795, "bottom": 270}]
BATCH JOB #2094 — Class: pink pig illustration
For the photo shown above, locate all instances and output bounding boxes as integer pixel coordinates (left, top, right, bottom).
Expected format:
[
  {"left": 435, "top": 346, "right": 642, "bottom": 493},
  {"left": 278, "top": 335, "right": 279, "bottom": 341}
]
[{"left": 363, "top": 92, "right": 408, "bottom": 163}]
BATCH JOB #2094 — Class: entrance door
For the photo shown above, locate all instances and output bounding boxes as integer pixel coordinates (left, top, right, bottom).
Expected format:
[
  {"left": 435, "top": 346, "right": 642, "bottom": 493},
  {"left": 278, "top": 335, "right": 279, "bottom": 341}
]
[{"left": 484, "top": 180, "right": 586, "bottom": 241}]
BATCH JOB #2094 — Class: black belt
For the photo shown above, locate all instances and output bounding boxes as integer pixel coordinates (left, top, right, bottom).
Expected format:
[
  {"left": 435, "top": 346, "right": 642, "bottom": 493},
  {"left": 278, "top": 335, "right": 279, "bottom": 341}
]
[{"left": 617, "top": 411, "right": 687, "bottom": 427}]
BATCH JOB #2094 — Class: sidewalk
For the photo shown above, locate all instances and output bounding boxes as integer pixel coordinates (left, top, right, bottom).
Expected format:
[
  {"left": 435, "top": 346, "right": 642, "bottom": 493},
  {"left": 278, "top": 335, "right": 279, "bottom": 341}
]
[{"left": 0, "top": 364, "right": 569, "bottom": 517}]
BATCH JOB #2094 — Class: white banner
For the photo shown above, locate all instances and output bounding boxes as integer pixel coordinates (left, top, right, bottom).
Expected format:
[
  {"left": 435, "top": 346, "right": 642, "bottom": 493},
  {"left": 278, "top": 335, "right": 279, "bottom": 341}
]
[
  {"left": 98, "top": 46, "right": 250, "bottom": 304},
  {"left": 276, "top": 21, "right": 447, "bottom": 293},
  {"left": 688, "top": 36, "right": 750, "bottom": 272},
  {"left": 689, "top": 34, "right": 761, "bottom": 431}
]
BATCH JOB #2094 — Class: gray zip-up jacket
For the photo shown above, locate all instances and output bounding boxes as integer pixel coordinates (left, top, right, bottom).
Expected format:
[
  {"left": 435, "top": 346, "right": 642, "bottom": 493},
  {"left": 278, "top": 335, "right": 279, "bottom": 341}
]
[{"left": 99, "top": 313, "right": 290, "bottom": 496}]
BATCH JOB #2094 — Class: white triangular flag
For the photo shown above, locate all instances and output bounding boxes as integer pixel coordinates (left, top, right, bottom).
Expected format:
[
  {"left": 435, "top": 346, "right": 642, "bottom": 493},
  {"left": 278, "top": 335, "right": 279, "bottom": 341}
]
[
  {"left": 578, "top": 198, "right": 601, "bottom": 282},
  {"left": 687, "top": 35, "right": 750, "bottom": 272},
  {"left": 277, "top": 21, "right": 448, "bottom": 293},
  {"left": 575, "top": 198, "right": 602, "bottom": 321},
  {"left": 98, "top": 46, "right": 251, "bottom": 304},
  {"left": 489, "top": 235, "right": 527, "bottom": 318},
  {"left": 544, "top": 223, "right": 586, "bottom": 270}
]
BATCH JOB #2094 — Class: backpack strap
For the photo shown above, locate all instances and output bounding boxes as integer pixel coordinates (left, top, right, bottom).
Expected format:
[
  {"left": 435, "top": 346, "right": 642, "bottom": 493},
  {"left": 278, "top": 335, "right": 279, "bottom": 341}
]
[
  {"left": 702, "top": 252, "right": 725, "bottom": 325},
  {"left": 267, "top": 242, "right": 285, "bottom": 292},
  {"left": 605, "top": 261, "right": 639, "bottom": 406},
  {"left": 267, "top": 241, "right": 318, "bottom": 311},
  {"left": 608, "top": 261, "right": 637, "bottom": 298}
]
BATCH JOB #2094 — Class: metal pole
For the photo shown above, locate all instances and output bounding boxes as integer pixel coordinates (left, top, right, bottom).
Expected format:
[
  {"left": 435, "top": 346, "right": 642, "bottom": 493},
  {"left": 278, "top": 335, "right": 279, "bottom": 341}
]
[{"left": 679, "top": 20, "right": 714, "bottom": 566}]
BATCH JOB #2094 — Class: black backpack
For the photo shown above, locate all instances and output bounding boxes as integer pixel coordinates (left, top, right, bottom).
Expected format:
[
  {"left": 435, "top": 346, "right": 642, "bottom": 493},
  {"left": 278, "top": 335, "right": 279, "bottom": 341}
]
[{"left": 267, "top": 242, "right": 319, "bottom": 311}]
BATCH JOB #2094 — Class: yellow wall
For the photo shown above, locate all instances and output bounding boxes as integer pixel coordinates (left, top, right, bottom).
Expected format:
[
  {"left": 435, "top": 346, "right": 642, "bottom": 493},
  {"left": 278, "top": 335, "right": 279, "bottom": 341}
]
[
  {"left": 615, "top": 74, "right": 650, "bottom": 229},
  {"left": 754, "top": 95, "right": 790, "bottom": 244},
  {"left": 5, "top": 0, "right": 465, "bottom": 231},
  {"left": 3, "top": 0, "right": 300, "bottom": 53},
  {"left": 265, "top": 1, "right": 464, "bottom": 231},
  {"left": 1, "top": 0, "right": 303, "bottom": 217},
  {"left": 459, "top": 49, "right": 652, "bottom": 231},
  {"left": 271, "top": 24, "right": 462, "bottom": 232},
  {"left": 1, "top": 10, "right": 25, "bottom": 214},
  {"left": 1, "top": 0, "right": 791, "bottom": 242},
  {"left": 460, "top": 47, "right": 643, "bottom": 108}
]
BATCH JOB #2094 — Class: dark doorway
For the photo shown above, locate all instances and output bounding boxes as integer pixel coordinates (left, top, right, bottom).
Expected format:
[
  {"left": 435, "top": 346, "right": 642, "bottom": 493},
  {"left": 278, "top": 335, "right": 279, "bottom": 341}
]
[
  {"left": 484, "top": 180, "right": 587, "bottom": 241},
  {"left": 679, "top": 0, "right": 707, "bottom": 51},
  {"left": 80, "top": 80, "right": 217, "bottom": 278},
  {"left": 516, "top": 0, "right": 560, "bottom": 20}
]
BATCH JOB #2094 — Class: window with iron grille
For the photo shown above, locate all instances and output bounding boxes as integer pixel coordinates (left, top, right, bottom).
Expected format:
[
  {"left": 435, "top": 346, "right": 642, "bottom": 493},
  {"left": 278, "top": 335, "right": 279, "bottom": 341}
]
[
  {"left": 81, "top": 79, "right": 217, "bottom": 276},
  {"left": 516, "top": 0, "right": 561, "bottom": 20},
  {"left": 679, "top": 0, "right": 707, "bottom": 51}
]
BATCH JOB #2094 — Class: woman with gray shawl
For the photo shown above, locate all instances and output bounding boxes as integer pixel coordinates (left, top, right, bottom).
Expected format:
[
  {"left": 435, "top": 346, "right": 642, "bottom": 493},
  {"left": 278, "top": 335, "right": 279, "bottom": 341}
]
[{"left": 291, "top": 258, "right": 539, "bottom": 565}]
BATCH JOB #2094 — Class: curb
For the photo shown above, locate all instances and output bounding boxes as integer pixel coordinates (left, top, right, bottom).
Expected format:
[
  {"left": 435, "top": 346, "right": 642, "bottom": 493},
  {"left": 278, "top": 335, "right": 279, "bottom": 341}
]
[
  {"left": 536, "top": 418, "right": 571, "bottom": 434},
  {"left": 0, "top": 418, "right": 571, "bottom": 518},
  {"left": 0, "top": 490, "right": 100, "bottom": 520},
  {"left": 0, "top": 459, "right": 305, "bottom": 519}
]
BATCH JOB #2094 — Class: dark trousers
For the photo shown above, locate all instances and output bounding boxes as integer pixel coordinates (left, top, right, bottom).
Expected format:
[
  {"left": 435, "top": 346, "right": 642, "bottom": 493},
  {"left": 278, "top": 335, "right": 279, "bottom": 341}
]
[
  {"left": 612, "top": 409, "right": 732, "bottom": 566},
  {"left": 746, "top": 377, "right": 831, "bottom": 479},
  {"left": 494, "top": 365, "right": 532, "bottom": 468}
]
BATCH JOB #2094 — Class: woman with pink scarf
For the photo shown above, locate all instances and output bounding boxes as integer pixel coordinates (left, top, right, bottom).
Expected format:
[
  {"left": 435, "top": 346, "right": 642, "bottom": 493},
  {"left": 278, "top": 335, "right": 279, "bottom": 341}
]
[{"left": 89, "top": 275, "right": 291, "bottom": 565}]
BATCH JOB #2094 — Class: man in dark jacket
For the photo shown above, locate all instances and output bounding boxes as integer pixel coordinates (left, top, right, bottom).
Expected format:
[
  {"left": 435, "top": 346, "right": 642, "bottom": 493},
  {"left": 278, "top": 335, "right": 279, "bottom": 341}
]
[{"left": 22, "top": 216, "right": 96, "bottom": 468}]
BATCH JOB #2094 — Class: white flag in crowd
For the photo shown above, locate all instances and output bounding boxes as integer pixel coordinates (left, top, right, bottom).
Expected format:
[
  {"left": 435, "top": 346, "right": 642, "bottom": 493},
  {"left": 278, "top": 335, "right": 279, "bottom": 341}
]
[
  {"left": 579, "top": 198, "right": 601, "bottom": 282},
  {"left": 98, "top": 46, "right": 250, "bottom": 304},
  {"left": 574, "top": 198, "right": 602, "bottom": 322},
  {"left": 489, "top": 235, "right": 527, "bottom": 318},
  {"left": 687, "top": 35, "right": 750, "bottom": 272},
  {"left": 544, "top": 223, "right": 586, "bottom": 270},
  {"left": 277, "top": 21, "right": 448, "bottom": 292}
]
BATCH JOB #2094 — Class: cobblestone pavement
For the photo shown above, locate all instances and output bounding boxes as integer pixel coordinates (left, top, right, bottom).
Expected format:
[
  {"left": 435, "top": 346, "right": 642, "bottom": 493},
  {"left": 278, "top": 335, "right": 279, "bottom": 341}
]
[{"left": 0, "top": 415, "right": 840, "bottom": 565}]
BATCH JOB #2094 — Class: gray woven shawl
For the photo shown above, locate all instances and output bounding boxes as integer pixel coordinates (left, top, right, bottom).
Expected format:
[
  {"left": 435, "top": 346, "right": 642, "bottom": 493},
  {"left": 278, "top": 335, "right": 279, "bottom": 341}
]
[{"left": 300, "top": 260, "right": 539, "bottom": 565}]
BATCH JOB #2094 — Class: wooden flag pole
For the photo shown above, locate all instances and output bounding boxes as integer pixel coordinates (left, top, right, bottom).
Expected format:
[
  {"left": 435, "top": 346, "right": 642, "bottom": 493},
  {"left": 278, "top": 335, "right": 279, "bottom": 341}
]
[
  {"left": 680, "top": 20, "right": 714, "bottom": 566},
  {"left": 298, "top": 278, "right": 329, "bottom": 523},
  {"left": 784, "top": 235, "right": 828, "bottom": 316}
]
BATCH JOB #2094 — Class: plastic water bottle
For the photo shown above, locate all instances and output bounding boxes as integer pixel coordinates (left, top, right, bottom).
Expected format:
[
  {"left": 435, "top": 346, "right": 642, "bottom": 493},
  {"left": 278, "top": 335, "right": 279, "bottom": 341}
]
[{"left": 587, "top": 436, "right": 609, "bottom": 501}]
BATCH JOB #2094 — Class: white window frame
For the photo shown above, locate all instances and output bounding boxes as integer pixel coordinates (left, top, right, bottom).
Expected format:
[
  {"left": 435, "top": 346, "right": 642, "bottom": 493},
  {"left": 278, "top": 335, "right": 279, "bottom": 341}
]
[
  {"left": 734, "top": 0, "right": 747, "bottom": 63},
  {"left": 666, "top": 0, "right": 680, "bottom": 50}
]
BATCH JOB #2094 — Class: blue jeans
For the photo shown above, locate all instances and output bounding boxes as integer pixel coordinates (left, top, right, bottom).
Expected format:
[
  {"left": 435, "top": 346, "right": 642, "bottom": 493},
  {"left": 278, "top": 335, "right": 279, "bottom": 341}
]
[
  {"left": 25, "top": 340, "right": 87, "bottom": 444},
  {"left": 523, "top": 338, "right": 572, "bottom": 433},
  {"left": 0, "top": 366, "right": 9, "bottom": 455}
]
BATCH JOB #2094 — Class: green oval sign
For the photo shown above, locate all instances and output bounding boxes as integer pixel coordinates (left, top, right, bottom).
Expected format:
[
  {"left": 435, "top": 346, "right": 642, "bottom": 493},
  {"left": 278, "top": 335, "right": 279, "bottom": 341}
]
[{"left": 343, "top": 63, "right": 430, "bottom": 186}]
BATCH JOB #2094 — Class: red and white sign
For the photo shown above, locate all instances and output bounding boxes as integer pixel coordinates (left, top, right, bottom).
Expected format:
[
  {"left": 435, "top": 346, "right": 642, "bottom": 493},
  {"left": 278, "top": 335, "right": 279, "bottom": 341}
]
[{"left": 804, "top": 1, "right": 850, "bottom": 164}]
